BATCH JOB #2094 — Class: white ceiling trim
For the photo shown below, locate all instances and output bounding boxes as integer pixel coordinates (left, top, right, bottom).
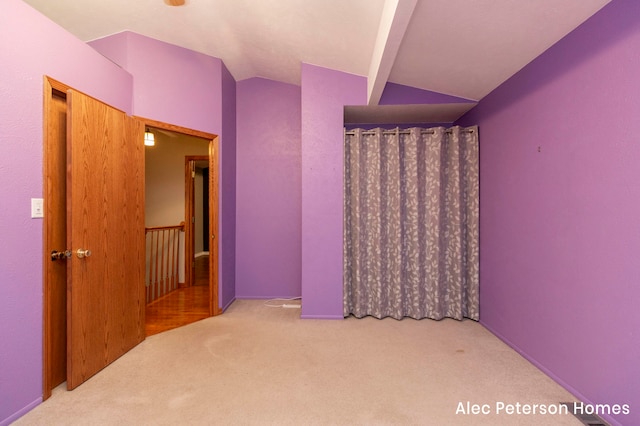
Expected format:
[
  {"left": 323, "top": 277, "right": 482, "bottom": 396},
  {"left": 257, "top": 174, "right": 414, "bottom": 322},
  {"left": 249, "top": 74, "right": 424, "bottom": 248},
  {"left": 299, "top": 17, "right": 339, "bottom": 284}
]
[{"left": 367, "top": 0, "right": 418, "bottom": 106}]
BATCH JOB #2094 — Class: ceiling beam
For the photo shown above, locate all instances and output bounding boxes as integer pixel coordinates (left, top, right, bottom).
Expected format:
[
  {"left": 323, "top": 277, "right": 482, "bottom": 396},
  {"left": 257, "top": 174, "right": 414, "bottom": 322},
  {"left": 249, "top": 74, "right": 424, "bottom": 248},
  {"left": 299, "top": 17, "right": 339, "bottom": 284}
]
[{"left": 367, "top": 0, "right": 418, "bottom": 106}]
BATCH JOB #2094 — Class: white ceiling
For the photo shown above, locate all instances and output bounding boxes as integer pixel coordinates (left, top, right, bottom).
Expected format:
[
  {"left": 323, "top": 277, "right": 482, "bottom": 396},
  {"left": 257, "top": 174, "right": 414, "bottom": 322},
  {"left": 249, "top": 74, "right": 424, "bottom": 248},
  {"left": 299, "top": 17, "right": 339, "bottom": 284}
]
[{"left": 24, "top": 0, "right": 611, "bottom": 118}]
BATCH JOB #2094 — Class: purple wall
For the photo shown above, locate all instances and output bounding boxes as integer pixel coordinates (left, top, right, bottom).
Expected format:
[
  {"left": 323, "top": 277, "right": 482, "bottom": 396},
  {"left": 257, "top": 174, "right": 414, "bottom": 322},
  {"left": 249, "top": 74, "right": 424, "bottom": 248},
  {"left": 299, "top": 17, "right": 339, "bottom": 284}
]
[
  {"left": 89, "top": 31, "right": 222, "bottom": 135},
  {"left": 300, "top": 64, "right": 367, "bottom": 318},
  {"left": 89, "top": 32, "right": 237, "bottom": 310},
  {"left": 87, "top": 32, "right": 129, "bottom": 69},
  {"left": 457, "top": 1, "right": 640, "bottom": 424},
  {"left": 380, "top": 82, "right": 474, "bottom": 105},
  {"left": 0, "top": 1, "right": 133, "bottom": 424},
  {"left": 236, "top": 78, "right": 302, "bottom": 299},
  {"left": 115, "top": 32, "right": 222, "bottom": 134},
  {"left": 220, "top": 63, "right": 237, "bottom": 310}
]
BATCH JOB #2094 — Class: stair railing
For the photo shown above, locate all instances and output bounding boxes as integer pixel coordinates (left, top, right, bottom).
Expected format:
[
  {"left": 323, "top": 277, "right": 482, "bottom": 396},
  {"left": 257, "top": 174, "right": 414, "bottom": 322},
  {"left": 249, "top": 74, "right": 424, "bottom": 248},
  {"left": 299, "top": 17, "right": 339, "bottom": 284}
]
[{"left": 145, "top": 222, "right": 184, "bottom": 304}]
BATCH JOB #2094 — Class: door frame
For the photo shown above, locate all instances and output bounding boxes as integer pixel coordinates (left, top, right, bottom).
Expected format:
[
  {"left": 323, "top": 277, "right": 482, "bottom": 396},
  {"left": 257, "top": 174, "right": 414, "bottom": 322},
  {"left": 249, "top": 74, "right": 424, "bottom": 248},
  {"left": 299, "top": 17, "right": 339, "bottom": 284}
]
[
  {"left": 42, "top": 77, "right": 69, "bottom": 399},
  {"left": 184, "top": 155, "right": 209, "bottom": 288},
  {"left": 42, "top": 77, "right": 221, "bottom": 399},
  {"left": 134, "top": 116, "right": 221, "bottom": 318}
]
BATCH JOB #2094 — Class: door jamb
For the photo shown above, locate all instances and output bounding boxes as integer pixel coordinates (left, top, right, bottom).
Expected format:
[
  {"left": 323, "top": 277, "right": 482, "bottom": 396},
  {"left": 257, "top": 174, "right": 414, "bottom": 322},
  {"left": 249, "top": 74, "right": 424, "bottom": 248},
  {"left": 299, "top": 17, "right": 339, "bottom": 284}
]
[
  {"left": 42, "top": 76, "right": 70, "bottom": 400},
  {"left": 185, "top": 155, "right": 209, "bottom": 288},
  {"left": 136, "top": 116, "right": 221, "bottom": 317}
]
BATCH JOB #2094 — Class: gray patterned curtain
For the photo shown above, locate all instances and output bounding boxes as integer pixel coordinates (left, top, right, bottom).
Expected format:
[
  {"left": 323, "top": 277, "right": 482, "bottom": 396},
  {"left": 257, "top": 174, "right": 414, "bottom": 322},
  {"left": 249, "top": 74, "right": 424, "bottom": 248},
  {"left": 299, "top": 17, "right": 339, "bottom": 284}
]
[{"left": 343, "top": 126, "right": 479, "bottom": 320}]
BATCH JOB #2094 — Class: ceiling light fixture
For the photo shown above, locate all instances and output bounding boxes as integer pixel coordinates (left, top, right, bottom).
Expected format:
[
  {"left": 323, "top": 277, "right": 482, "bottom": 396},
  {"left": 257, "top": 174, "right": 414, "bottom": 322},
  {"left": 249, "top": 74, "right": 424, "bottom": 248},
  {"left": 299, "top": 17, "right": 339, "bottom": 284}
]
[
  {"left": 144, "top": 129, "right": 155, "bottom": 146},
  {"left": 164, "top": 0, "right": 186, "bottom": 6}
]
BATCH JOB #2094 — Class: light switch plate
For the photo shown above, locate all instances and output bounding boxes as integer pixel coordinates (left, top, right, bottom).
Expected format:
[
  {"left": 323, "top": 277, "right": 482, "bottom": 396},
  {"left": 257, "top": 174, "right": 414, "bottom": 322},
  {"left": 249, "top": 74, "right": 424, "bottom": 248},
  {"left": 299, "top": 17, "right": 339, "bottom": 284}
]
[{"left": 31, "top": 198, "right": 44, "bottom": 218}]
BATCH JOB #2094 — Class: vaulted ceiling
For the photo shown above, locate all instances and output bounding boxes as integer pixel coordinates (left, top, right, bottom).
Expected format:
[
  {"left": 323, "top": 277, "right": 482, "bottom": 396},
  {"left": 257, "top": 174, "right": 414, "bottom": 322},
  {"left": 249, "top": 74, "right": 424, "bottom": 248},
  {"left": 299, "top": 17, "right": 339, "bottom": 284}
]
[{"left": 24, "top": 0, "right": 611, "bottom": 109}]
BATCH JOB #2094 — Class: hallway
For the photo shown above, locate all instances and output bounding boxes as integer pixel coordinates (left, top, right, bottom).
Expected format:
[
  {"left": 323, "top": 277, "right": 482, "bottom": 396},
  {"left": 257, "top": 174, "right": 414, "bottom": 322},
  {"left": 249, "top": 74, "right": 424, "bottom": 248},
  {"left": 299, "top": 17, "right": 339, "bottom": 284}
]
[{"left": 145, "top": 255, "right": 210, "bottom": 336}]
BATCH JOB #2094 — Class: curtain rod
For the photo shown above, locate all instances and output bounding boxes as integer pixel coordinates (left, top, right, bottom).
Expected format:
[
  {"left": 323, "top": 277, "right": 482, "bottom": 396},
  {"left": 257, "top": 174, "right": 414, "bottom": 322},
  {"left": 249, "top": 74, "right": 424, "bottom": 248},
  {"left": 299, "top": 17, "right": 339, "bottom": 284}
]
[{"left": 345, "top": 128, "right": 474, "bottom": 136}]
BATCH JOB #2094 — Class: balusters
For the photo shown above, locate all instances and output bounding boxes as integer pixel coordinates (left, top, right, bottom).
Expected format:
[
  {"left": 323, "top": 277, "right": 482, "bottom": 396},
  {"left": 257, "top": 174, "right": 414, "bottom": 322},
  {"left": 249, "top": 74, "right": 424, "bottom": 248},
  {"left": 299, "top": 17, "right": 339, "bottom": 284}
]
[{"left": 145, "top": 224, "right": 184, "bottom": 304}]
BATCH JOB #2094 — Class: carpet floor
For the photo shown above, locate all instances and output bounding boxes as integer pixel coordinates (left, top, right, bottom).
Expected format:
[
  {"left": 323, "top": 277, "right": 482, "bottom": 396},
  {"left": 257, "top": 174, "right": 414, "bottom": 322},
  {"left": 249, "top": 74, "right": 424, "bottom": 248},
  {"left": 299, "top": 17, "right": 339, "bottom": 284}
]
[{"left": 15, "top": 300, "right": 582, "bottom": 425}]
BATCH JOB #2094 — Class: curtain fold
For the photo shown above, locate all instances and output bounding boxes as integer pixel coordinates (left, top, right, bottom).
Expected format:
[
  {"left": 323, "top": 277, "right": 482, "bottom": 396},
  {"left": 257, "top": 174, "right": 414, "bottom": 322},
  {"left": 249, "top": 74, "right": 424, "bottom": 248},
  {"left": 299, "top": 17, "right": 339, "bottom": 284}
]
[{"left": 343, "top": 126, "right": 479, "bottom": 320}]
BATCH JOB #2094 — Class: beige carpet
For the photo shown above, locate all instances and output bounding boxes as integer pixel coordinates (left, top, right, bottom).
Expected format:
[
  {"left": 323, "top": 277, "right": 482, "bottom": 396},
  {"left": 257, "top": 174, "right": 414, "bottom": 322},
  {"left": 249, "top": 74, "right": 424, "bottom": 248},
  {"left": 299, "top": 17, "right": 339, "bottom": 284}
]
[{"left": 16, "top": 300, "right": 582, "bottom": 425}]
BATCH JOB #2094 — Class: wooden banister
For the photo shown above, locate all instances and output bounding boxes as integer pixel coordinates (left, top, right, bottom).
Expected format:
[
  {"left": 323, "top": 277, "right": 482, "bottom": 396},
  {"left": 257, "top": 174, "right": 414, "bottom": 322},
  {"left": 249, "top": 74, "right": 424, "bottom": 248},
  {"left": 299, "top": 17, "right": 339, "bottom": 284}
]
[
  {"left": 145, "top": 222, "right": 185, "bottom": 304},
  {"left": 145, "top": 222, "right": 185, "bottom": 233}
]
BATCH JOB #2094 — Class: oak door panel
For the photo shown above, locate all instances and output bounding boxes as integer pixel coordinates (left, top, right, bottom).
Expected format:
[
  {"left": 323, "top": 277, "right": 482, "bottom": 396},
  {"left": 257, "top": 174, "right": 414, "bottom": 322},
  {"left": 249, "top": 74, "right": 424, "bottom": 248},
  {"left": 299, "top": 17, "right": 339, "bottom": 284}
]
[{"left": 66, "top": 90, "right": 145, "bottom": 390}]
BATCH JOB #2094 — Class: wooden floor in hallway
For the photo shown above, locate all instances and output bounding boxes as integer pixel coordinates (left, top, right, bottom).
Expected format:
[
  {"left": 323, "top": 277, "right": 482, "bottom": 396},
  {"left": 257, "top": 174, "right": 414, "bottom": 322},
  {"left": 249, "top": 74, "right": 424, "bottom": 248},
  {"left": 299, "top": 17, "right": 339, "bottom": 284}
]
[{"left": 145, "top": 255, "right": 210, "bottom": 336}]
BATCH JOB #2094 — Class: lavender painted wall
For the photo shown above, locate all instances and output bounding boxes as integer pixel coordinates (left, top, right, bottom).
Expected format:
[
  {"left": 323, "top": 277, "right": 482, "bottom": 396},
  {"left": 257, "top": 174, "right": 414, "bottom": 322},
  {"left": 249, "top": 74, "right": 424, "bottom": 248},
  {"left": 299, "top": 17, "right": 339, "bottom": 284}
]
[
  {"left": 220, "top": 63, "right": 237, "bottom": 310},
  {"left": 236, "top": 78, "right": 301, "bottom": 299},
  {"left": 300, "top": 64, "right": 367, "bottom": 318},
  {"left": 89, "top": 32, "right": 237, "bottom": 310},
  {"left": 457, "top": 1, "right": 640, "bottom": 424},
  {"left": 0, "top": 1, "right": 133, "bottom": 424},
  {"left": 87, "top": 32, "right": 129, "bottom": 69},
  {"left": 90, "top": 31, "right": 222, "bottom": 136},
  {"left": 380, "top": 82, "right": 474, "bottom": 105}
]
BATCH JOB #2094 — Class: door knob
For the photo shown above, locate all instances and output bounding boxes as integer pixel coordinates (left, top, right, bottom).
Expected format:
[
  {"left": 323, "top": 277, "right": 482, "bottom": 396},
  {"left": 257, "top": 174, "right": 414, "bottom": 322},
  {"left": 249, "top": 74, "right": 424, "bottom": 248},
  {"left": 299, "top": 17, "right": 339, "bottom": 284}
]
[
  {"left": 76, "top": 249, "right": 92, "bottom": 259},
  {"left": 51, "top": 250, "right": 71, "bottom": 261}
]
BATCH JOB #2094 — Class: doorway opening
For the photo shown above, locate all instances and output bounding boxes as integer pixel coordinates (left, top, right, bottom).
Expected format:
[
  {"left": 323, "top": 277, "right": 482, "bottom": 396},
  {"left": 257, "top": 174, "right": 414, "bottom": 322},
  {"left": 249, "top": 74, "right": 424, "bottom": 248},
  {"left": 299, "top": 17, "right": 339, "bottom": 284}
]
[
  {"left": 143, "top": 133, "right": 217, "bottom": 335},
  {"left": 42, "top": 77, "right": 221, "bottom": 399}
]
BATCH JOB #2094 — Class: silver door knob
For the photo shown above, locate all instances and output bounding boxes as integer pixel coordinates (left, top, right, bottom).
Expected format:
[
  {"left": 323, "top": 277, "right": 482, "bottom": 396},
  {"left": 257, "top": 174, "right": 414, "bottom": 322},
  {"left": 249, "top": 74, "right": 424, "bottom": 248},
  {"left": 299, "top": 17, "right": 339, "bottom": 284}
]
[{"left": 76, "top": 249, "right": 92, "bottom": 259}]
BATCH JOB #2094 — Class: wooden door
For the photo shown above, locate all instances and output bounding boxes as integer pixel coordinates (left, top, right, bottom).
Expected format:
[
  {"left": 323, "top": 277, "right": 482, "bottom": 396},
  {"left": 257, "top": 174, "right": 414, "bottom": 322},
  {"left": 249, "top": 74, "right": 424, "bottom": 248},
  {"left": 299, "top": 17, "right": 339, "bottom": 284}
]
[{"left": 66, "top": 90, "right": 145, "bottom": 389}]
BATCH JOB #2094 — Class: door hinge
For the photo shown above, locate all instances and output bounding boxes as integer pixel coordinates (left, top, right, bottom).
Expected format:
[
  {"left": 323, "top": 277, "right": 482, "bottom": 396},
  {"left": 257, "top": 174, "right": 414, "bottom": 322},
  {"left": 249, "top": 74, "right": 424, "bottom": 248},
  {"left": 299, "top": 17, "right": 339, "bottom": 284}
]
[
  {"left": 192, "top": 171, "right": 195, "bottom": 178},
  {"left": 192, "top": 216, "right": 195, "bottom": 223}
]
